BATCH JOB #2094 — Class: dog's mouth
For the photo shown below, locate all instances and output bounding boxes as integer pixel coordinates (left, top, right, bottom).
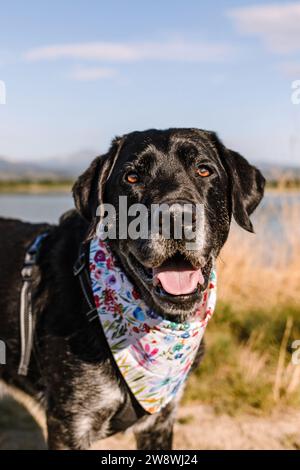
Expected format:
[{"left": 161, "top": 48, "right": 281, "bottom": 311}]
[{"left": 128, "top": 251, "right": 205, "bottom": 303}]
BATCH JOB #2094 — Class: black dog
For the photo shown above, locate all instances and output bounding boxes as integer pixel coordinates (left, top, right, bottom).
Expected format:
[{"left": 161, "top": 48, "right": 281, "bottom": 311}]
[{"left": 0, "top": 128, "right": 265, "bottom": 449}]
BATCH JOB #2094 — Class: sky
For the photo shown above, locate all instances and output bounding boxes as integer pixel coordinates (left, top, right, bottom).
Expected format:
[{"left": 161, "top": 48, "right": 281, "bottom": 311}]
[{"left": 0, "top": 0, "right": 300, "bottom": 166}]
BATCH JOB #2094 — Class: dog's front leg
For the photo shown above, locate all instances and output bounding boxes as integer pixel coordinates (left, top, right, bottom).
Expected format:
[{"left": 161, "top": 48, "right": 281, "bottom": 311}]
[
  {"left": 46, "top": 388, "right": 124, "bottom": 450},
  {"left": 133, "top": 401, "right": 177, "bottom": 450},
  {"left": 47, "top": 414, "right": 75, "bottom": 450},
  {"left": 47, "top": 406, "right": 117, "bottom": 450}
]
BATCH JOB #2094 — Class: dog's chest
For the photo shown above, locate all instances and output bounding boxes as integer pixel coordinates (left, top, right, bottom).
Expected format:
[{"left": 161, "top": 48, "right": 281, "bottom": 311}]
[{"left": 69, "top": 359, "right": 146, "bottom": 441}]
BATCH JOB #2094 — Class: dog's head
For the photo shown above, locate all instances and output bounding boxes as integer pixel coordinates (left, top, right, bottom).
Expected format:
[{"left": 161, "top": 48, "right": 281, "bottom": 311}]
[{"left": 73, "top": 129, "right": 265, "bottom": 320}]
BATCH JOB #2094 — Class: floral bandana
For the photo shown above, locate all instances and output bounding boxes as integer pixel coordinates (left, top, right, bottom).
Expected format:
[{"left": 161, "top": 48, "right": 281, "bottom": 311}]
[{"left": 89, "top": 238, "right": 217, "bottom": 414}]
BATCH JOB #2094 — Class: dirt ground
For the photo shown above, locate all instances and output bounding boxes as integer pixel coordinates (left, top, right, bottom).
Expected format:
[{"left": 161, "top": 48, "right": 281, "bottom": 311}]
[{"left": 1, "top": 394, "right": 300, "bottom": 450}]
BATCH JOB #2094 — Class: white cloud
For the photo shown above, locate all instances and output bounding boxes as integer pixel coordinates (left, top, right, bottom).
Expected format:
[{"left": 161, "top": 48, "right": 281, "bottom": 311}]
[
  {"left": 70, "top": 66, "right": 117, "bottom": 81},
  {"left": 25, "top": 42, "right": 136, "bottom": 62},
  {"left": 24, "top": 39, "right": 233, "bottom": 63},
  {"left": 229, "top": 2, "right": 300, "bottom": 54}
]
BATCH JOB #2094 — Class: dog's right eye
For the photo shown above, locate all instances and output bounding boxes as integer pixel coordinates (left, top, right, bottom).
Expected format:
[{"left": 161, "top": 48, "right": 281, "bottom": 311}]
[{"left": 125, "top": 172, "right": 139, "bottom": 184}]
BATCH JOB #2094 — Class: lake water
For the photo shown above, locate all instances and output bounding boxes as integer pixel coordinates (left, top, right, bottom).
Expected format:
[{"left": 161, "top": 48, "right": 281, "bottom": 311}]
[{"left": 0, "top": 193, "right": 74, "bottom": 224}]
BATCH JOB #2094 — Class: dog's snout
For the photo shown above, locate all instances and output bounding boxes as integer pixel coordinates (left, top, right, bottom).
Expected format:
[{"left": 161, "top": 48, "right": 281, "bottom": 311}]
[
  {"left": 170, "top": 201, "right": 195, "bottom": 224},
  {"left": 157, "top": 199, "right": 198, "bottom": 238}
]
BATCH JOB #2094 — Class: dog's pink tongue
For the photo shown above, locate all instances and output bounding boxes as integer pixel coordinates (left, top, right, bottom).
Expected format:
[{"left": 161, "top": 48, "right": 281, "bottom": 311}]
[{"left": 153, "top": 266, "right": 204, "bottom": 295}]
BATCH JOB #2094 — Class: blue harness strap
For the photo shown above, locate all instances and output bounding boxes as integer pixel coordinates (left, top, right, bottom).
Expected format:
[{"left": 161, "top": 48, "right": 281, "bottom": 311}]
[{"left": 18, "top": 232, "right": 49, "bottom": 376}]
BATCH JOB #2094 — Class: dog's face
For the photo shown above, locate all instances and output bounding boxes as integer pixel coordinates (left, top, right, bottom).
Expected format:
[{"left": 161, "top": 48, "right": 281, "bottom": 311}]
[{"left": 73, "top": 129, "right": 265, "bottom": 320}]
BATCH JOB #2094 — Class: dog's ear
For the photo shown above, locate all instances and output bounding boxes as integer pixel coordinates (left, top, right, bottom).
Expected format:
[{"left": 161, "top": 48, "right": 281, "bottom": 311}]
[
  {"left": 207, "top": 131, "right": 265, "bottom": 233},
  {"left": 72, "top": 136, "right": 125, "bottom": 222},
  {"left": 222, "top": 147, "right": 265, "bottom": 232}
]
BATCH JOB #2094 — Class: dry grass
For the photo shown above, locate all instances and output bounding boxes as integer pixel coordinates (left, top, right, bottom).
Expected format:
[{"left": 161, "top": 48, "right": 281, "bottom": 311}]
[{"left": 218, "top": 194, "right": 300, "bottom": 310}]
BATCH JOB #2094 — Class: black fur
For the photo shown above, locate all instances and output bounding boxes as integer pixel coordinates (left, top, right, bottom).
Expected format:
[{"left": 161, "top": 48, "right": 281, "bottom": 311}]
[{"left": 0, "top": 128, "right": 265, "bottom": 449}]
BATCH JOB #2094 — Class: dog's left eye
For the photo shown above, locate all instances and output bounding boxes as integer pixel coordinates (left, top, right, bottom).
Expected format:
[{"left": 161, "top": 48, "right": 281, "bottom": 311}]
[
  {"left": 125, "top": 171, "right": 140, "bottom": 184},
  {"left": 195, "top": 165, "right": 212, "bottom": 177}
]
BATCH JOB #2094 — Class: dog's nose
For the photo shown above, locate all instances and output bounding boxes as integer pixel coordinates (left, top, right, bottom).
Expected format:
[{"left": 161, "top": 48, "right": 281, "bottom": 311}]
[
  {"left": 169, "top": 200, "right": 196, "bottom": 224},
  {"left": 158, "top": 199, "right": 197, "bottom": 239}
]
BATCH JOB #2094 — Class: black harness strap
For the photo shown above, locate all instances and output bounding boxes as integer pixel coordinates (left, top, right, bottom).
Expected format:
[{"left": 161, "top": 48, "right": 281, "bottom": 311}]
[
  {"left": 18, "top": 232, "right": 49, "bottom": 376},
  {"left": 18, "top": 236, "right": 97, "bottom": 376},
  {"left": 73, "top": 242, "right": 98, "bottom": 323}
]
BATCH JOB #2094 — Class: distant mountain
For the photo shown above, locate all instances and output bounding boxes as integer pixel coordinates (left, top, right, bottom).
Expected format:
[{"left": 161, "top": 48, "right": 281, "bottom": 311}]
[
  {"left": 0, "top": 156, "right": 73, "bottom": 181},
  {"left": 40, "top": 149, "right": 97, "bottom": 177},
  {"left": 256, "top": 162, "right": 300, "bottom": 180}
]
